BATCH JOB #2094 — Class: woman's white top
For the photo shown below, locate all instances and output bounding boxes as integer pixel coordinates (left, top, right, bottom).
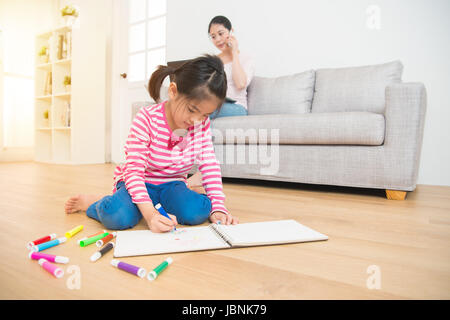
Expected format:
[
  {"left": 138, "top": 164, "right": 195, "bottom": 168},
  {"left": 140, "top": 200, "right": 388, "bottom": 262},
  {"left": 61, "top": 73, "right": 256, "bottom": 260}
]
[{"left": 223, "top": 52, "right": 254, "bottom": 109}]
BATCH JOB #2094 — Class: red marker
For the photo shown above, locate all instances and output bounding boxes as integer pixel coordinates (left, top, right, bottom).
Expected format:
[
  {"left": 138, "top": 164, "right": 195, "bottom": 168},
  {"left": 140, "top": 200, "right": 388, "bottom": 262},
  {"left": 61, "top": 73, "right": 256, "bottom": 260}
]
[{"left": 27, "top": 233, "right": 57, "bottom": 250}]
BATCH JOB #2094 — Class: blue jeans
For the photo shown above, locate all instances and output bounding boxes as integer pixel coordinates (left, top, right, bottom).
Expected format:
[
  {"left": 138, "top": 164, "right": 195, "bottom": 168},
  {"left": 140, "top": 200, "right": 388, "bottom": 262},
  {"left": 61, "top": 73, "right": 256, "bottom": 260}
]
[
  {"left": 86, "top": 181, "right": 212, "bottom": 230},
  {"left": 210, "top": 102, "right": 247, "bottom": 119}
]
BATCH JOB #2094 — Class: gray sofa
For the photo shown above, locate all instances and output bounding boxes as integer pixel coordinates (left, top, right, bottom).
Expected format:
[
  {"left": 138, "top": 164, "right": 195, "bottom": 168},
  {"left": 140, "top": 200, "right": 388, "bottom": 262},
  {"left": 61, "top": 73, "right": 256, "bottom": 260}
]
[
  {"left": 208, "top": 60, "right": 427, "bottom": 200},
  {"left": 133, "top": 60, "right": 426, "bottom": 200}
]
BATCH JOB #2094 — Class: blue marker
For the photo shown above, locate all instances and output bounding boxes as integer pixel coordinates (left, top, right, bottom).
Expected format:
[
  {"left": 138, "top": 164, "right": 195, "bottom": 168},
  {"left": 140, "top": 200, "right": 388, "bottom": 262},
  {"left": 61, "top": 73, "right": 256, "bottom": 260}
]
[
  {"left": 155, "top": 203, "right": 176, "bottom": 231},
  {"left": 32, "top": 237, "right": 67, "bottom": 252}
]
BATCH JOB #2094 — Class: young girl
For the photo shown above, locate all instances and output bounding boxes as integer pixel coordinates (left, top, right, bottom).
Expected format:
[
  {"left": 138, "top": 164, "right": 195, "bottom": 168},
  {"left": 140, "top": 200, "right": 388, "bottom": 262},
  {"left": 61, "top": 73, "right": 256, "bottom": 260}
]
[{"left": 65, "top": 55, "right": 239, "bottom": 232}]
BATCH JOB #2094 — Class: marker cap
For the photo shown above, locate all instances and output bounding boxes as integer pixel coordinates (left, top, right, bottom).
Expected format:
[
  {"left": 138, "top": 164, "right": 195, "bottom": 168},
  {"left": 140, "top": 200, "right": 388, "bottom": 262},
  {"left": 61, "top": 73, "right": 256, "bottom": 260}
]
[
  {"left": 110, "top": 259, "right": 119, "bottom": 267},
  {"left": 57, "top": 237, "right": 67, "bottom": 243},
  {"left": 90, "top": 252, "right": 101, "bottom": 262},
  {"left": 137, "top": 268, "right": 146, "bottom": 278},
  {"left": 55, "top": 256, "right": 69, "bottom": 264},
  {"left": 148, "top": 271, "right": 157, "bottom": 281}
]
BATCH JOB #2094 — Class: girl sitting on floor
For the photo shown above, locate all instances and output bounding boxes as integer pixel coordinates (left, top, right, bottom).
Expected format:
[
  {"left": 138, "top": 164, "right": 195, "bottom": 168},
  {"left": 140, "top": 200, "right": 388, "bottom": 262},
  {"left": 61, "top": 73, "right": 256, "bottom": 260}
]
[{"left": 65, "top": 55, "right": 239, "bottom": 232}]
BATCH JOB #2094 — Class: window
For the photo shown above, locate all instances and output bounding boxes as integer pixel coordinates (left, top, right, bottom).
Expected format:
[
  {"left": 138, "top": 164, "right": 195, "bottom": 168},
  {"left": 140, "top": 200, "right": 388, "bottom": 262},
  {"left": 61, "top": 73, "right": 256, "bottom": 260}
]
[
  {"left": 128, "top": 0, "right": 167, "bottom": 83},
  {"left": 1, "top": 28, "right": 34, "bottom": 149}
]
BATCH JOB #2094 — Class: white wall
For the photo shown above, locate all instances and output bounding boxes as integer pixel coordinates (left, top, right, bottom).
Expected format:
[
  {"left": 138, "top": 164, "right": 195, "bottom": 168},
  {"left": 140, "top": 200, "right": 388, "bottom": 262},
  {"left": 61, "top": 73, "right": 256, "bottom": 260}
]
[{"left": 166, "top": 0, "right": 450, "bottom": 186}]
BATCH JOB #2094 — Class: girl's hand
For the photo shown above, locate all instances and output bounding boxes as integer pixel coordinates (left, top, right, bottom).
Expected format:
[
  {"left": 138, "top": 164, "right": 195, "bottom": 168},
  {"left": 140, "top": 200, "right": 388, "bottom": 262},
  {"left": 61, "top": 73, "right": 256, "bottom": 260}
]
[
  {"left": 227, "top": 35, "right": 239, "bottom": 54},
  {"left": 146, "top": 210, "right": 178, "bottom": 233},
  {"left": 209, "top": 211, "right": 239, "bottom": 225}
]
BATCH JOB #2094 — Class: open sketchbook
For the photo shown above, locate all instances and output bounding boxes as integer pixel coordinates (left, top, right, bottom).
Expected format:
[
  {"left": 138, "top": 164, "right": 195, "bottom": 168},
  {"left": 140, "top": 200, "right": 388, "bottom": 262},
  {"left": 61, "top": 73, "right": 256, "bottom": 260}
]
[{"left": 114, "top": 219, "right": 328, "bottom": 257}]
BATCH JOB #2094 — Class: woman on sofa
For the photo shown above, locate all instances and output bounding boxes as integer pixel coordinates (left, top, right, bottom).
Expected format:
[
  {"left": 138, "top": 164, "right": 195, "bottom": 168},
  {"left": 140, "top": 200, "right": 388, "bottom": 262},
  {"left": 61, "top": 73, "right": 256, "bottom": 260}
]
[
  {"left": 187, "top": 15, "right": 255, "bottom": 189},
  {"left": 207, "top": 15, "right": 254, "bottom": 118}
]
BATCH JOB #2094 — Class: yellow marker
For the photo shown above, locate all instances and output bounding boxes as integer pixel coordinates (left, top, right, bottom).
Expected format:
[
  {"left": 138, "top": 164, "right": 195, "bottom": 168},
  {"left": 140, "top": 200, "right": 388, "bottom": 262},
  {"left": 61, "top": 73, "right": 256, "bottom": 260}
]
[{"left": 65, "top": 225, "right": 83, "bottom": 238}]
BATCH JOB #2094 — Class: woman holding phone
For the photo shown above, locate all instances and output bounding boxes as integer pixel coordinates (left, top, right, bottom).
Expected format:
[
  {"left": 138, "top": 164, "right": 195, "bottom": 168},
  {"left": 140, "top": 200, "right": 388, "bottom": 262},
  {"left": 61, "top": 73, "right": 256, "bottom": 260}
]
[
  {"left": 187, "top": 15, "right": 254, "bottom": 190},
  {"left": 207, "top": 15, "right": 254, "bottom": 118}
]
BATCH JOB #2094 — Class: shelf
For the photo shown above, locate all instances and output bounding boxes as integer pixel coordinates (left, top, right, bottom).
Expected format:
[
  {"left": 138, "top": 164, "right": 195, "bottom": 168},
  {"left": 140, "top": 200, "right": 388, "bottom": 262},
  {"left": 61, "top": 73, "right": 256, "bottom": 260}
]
[
  {"left": 35, "top": 22, "right": 105, "bottom": 164},
  {"left": 54, "top": 58, "right": 72, "bottom": 66},
  {"left": 36, "top": 30, "right": 52, "bottom": 38},
  {"left": 54, "top": 25, "right": 72, "bottom": 34},
  {"left": 36, "top": 62, "right": 52, "bottom": 70},
  {"left": 54, "top": 92, "right": 71, "bottom": 98},
  {"left": 36, "top": 95, "right": 52, "bottom": 100}
]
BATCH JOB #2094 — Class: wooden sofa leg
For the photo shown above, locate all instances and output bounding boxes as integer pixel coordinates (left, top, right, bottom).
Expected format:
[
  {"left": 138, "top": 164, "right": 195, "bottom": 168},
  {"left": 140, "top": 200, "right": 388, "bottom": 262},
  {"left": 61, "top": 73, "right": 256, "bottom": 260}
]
[{"left": 385, "top": 190, "right": 407, "bottom": 200}]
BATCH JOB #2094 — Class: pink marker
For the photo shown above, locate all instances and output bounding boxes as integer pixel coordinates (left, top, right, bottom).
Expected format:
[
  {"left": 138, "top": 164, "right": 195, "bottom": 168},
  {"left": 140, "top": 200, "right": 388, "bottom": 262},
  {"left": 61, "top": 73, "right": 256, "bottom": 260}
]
[
  {"left": 27, "top": 233, "right": 57, "bottom": 250},
  {"left": 38, "top": 258, "right": 64, "bottom": 278},
  {"left": 29, "top": 251, "right": 69, "bottom": 264}
]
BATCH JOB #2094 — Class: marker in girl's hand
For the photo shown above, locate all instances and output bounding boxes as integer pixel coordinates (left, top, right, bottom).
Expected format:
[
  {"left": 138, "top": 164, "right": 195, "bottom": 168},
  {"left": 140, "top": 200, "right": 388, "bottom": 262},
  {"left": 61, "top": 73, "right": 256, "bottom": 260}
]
[{"left": 154, "top": 203, "right": 176, "bottom": 231}]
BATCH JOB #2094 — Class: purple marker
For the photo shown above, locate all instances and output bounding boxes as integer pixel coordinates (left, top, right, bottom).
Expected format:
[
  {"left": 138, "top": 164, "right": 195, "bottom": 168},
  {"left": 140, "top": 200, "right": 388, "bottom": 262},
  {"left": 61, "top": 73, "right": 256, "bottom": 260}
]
[{"left": 110, "top": 259, "right": 146, "bottom": 278}]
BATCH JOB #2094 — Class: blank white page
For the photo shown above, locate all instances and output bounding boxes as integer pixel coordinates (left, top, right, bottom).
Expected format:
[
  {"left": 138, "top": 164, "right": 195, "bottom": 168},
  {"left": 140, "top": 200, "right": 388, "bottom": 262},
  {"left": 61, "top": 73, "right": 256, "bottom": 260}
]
[
  {"left": 214, "top": 219, "right": 328, "bottom": 247},
  {"left": 114, "top": 226, "right": 229, "bottom": 257}
]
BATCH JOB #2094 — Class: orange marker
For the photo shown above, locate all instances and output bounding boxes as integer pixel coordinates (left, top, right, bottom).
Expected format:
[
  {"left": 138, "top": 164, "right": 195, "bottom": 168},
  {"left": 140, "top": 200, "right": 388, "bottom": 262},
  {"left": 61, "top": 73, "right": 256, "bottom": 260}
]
[{"left": 96, "top": 232, "right": 117, "bottom": 247}]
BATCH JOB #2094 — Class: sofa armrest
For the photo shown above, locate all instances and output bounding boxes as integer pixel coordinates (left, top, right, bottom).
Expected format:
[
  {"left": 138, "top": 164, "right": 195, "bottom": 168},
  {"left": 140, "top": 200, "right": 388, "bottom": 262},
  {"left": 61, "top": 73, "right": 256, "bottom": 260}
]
[
  {"left": 384, "top": 82, "right": 427, "bottom": 147},
  {"left": 383, "top": 82, "right": 427, "bottom": 189}
]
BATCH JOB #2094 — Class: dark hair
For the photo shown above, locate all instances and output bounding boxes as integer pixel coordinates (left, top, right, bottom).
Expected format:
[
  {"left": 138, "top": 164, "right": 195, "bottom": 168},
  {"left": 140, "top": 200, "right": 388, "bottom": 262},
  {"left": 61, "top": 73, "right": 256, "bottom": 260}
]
[
  {"left": 208, "top": 15, "right": 232, "bottom": 34},
  {"left": 148, "top": 54, "right": 227, "bottom": 110}
]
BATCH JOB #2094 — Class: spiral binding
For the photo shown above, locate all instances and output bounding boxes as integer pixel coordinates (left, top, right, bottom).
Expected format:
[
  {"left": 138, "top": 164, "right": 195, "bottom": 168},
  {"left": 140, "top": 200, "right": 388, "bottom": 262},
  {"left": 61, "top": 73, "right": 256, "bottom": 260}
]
[{"left": 209, "top": 224, "right": 233, "bottom": 247}]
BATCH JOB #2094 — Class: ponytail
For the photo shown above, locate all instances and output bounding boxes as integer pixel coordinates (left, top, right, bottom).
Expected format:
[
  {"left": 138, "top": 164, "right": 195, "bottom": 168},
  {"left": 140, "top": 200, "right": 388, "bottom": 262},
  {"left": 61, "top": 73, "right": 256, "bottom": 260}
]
[
  {"left": 147, "top": 54, "right": 227, "bottom": 107},
  {"left": 148, "top": 65, "right": 175, "bottom": 102}
]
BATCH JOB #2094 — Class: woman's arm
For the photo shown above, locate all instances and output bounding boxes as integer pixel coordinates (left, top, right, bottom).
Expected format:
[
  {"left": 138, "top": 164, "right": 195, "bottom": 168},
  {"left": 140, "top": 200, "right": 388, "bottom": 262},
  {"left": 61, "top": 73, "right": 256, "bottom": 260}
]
[
  {"left": 231, "top": 54, "right": 248, "bottom": 90},
  {"left": 229, "top": 36, "right": 248, "bottom": 90}
]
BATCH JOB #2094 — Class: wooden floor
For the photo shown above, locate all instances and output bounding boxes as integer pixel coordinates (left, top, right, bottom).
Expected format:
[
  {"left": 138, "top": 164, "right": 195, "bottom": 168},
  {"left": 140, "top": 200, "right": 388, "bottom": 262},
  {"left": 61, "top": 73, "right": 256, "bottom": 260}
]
[{"left": 0, "top": 162, "right": 449, "bottom": 300}]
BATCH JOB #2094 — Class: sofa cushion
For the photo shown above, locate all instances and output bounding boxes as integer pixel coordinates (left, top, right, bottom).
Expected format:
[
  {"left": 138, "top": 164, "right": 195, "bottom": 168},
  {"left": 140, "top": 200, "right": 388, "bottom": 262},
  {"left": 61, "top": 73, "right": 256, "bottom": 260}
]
[
  {"left": 312, "top": 60, "right": 403, "bottom": 114},
  {"left": 247, "top": 70, "right": 315, "bottom": 115},
  {"left": 211, "top": 112, "right": 385, "bottom": 146}
]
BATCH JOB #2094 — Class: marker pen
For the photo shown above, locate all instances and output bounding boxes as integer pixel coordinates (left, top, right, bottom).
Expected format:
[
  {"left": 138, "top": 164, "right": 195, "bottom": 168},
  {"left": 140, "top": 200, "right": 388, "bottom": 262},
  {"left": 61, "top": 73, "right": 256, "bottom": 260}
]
[
  {"left": 38, "top": 258, "right": 64, "bottom": 278},
  {"left": 32, "top": 237, "right": 67, "bottom": 252},
  {"left": 110, "top": 259, "right": 146, "bottom": 278},
  {"left": 27, "top": 233, "right": 57, "bottom": 249},
  {"left": 148, "top": 257, "right": 173, "bottom": 281},
  {"left": 29, "top": 251, "right": 69, "bottom": 264},
  {"left": 155, "top": 203, "right": 176, "bottom": 230},
  {"left": 79, "top": 232, "right": 109, "bottom": 247},
  {"left": 78, "top": 230, "right": 106, "bottom": 244},
  {"left": 96, "top": 232, "right": 117, "bottom": 247},
  {"left": 90, "top": 242, "right": 114, "bottom": 262},
  {"left": 65, "top": 224, "right": 83, "bottom": 238}
]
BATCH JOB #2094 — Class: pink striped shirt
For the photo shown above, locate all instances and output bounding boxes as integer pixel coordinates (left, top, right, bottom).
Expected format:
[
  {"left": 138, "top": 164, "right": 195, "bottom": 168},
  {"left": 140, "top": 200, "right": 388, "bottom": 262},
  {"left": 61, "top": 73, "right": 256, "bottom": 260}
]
[{"left": 113, "top": 101, "right": 228, "bottom": 215}]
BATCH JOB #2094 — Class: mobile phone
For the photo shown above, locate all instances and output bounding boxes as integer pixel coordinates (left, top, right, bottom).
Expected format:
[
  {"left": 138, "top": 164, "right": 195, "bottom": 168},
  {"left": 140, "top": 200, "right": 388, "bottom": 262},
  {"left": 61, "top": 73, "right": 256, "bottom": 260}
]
[{"left": 227, "top": 30, "right": 234, "bottom": 47}]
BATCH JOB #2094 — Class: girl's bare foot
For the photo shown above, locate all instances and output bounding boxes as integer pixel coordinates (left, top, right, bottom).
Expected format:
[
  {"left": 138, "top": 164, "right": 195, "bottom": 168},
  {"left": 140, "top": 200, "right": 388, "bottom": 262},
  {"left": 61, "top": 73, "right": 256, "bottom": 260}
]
[{"left": 65, "top": 194, "right": 104, "bottom": 214}]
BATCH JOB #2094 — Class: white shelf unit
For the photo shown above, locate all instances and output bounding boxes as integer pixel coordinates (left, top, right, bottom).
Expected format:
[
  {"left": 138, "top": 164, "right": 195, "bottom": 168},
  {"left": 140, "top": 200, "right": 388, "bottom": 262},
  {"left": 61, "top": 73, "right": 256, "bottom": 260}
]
[{"left": 34, "top": 24, "right": 105, "bottom": 164}]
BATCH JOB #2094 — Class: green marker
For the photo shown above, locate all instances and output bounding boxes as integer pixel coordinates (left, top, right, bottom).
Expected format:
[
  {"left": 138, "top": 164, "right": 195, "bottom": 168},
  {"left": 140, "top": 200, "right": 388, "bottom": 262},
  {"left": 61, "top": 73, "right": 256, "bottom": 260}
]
[
  {"left": 147, "top": 257, "right": 173, "bottom": 281},
  {"left": 79, "top": 232, "right": 109, "bottom": 247}
]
